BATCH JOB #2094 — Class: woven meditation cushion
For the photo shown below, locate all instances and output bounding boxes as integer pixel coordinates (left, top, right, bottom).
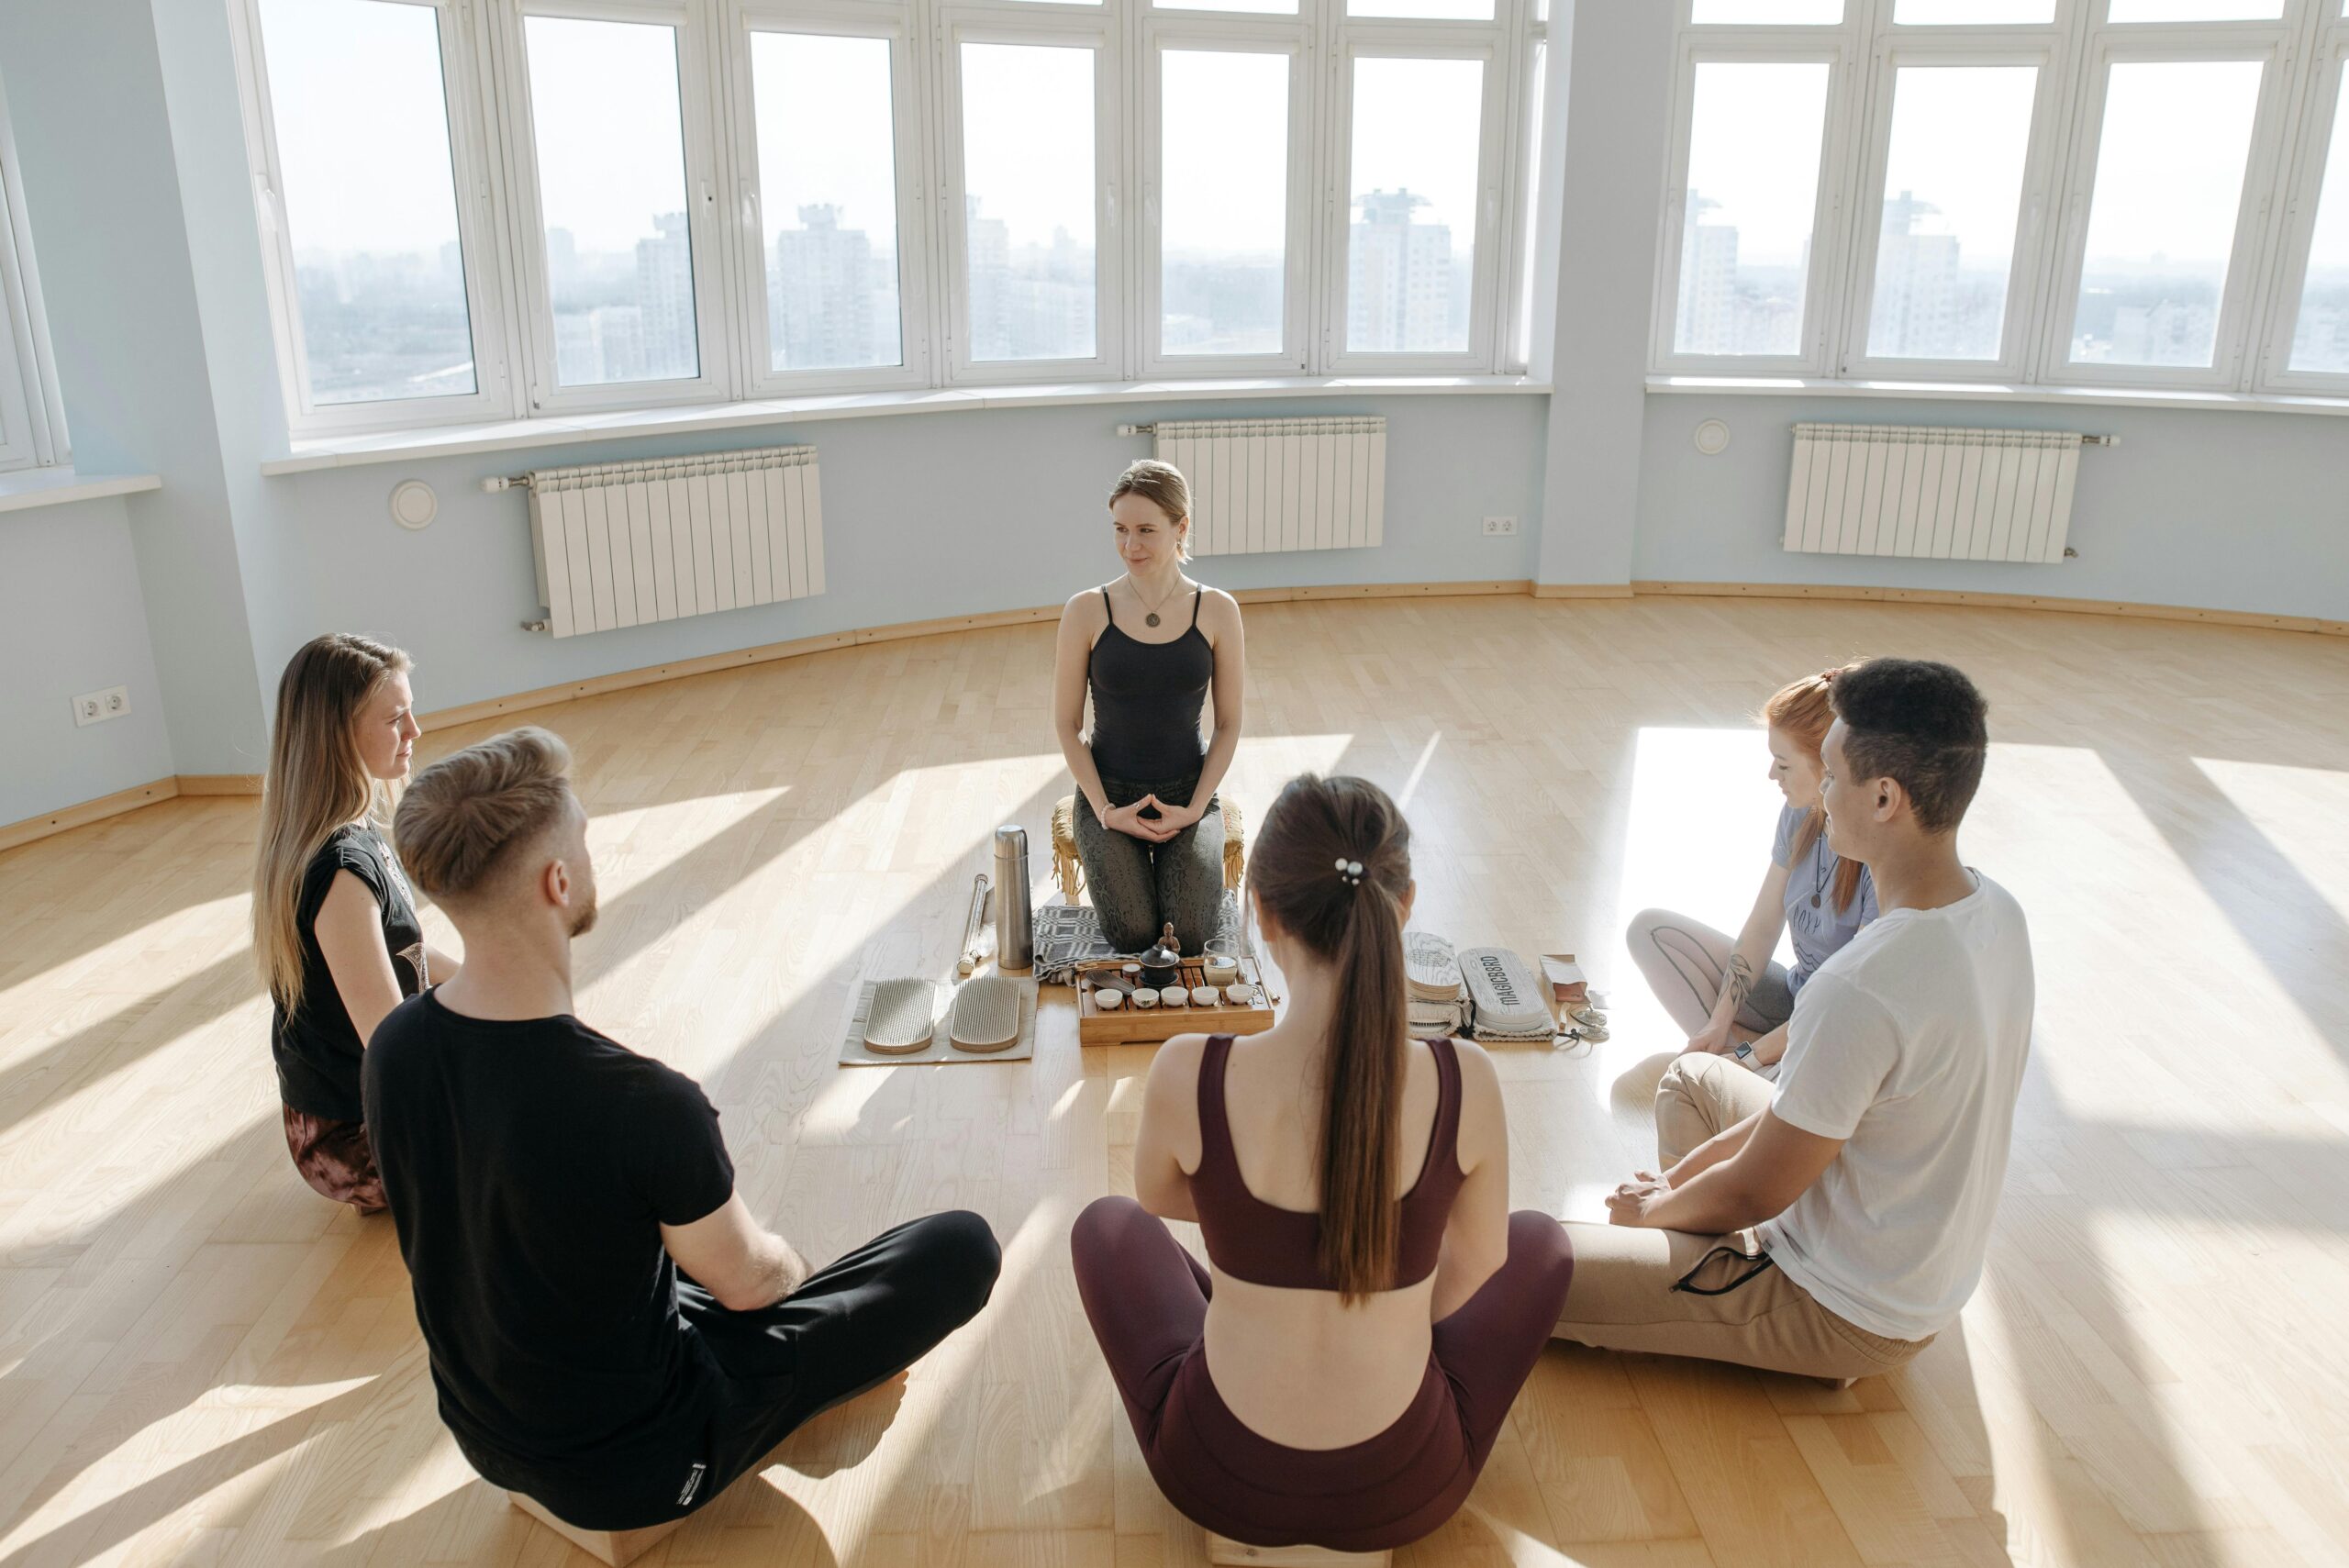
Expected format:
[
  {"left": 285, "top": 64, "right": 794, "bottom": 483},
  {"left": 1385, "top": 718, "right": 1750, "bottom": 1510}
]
[{"left": 1052, "top": 795, "right": 1247, "bottom": 901}]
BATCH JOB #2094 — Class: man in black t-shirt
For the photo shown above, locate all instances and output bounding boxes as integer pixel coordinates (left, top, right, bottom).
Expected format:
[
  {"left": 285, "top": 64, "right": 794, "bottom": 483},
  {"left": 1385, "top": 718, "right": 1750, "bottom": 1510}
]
[{"left": 368, "top": 727, "right": 1000, "bottom": 1531}]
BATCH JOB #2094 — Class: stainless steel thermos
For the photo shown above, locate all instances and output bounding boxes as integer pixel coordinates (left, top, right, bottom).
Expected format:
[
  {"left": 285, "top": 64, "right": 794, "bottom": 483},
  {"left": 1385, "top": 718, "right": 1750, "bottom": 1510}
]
[{"left": 992, "top": 824, "right": 1034, "bottom": 972}]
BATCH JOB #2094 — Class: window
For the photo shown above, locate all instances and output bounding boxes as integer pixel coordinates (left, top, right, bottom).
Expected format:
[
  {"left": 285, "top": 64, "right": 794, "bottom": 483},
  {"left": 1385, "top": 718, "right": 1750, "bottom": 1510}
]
[
  {"left": 1157, "top": 49, "right": 1292, "bottom": 359},
  {"left": 2288, "top": 74, "right": 2349, "bottom": 371},
  {"left": 1659, "top": 0, "right": 2348, "bottom": 398},
  {"left": 958, "top": 41, "right": 1101, "bottom": 366},
  {"left": 521, "top": 16, "right": 701, "bottom": 390},
  {"left": 1330, "top": 0, "right": 1512, "bottom": 370},
  {"left": 246, "top": 0, "right": 493, "bottom": 416},
  {"left": 2069, "top": 61, "right": 2264, "bottom": 370},
  {"left": 1858, "top": 64, "right": 2043, "bottom": 366},
  {"left": 234, "top": 0, "right": 1549, "bottom": 436},
  {"left": 2270, "top": 13, "right": 2349, "bottom": 382},
  {"left": 0, "top": 91, "right": 66, "bottom": 473},
  {"left": 750, "top": 33, "right": 907, "bottom": 375},
  {"left": 1344, "top": 58, "right": 1485, "bottom": 356},
  {"left": 1669, "top": 61, "right": 1833, "bottom": 360}
]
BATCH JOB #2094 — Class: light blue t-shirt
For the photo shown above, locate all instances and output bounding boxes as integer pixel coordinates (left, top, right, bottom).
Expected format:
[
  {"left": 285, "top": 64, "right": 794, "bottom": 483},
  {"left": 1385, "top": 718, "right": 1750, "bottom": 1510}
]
[{"left": 1772, "top": 803, "right": 1877, "bottom": 995}]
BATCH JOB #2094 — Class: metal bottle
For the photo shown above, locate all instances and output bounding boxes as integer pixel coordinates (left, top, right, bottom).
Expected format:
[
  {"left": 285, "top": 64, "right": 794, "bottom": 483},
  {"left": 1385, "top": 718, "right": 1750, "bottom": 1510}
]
[{"left": 992, "top": 825, "right": 1034, "bottom": 972}]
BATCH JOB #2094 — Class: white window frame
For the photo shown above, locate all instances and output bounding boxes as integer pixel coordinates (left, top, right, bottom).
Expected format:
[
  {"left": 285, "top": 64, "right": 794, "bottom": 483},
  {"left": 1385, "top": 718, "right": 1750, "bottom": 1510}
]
[
  {"left": 1499, "top": 18, "right": 1550, "bottom": 373},
  {"left": 1837, "top": 25, "right": 2072, "bottom": 381},
  {"left": 228, "top": 0, "right": 519, "bottom": 438},
  {"left": 2040, "top": 8, "right": 2307, "bottom": 391},
  {"left": 0, "top": 79, "right": 66, "bottom": 473},
  {"left": 487, "top": 0, "right": 740, "bottom": 413},
  {"left": 1655, "top": 0, "right": 2349, "bottom": 401},
  {"left": 235, "top": 0, "right": 1553, "bottom": 442},
  {"left": 722, "top": 0, "right": 938, "bottom": 394},
  {"left": 1649, "top": 17, "right": 1863, "bottom": 378},
  {"left": 2258, "top": 6, "right": 2349, "bottom": 389},
  {"left": 938, "top": 4, "right": 1128, "bottom": 384},
  {"left": 1139, "top": 18, "right": 1316, "bottom": 374},
  {"left": 1323, "top": 16, "right": 1516, "bottom": 374}
]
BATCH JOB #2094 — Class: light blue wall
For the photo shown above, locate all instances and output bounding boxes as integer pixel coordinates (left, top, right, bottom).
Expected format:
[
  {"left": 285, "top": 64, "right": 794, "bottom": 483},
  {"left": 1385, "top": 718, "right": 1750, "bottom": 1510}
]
[
  {"left": 0, "top": 497, "right": 175, "bottom": 824},
  {"left": 250, "top": 396, "right": 1548, "bottom": 713},
  {"left": 1535, "top": 0, "right": 1671, "bottom": 588},
  {"left": 0, "top": 0, "right": 270, "bottom": 784},
  {"left": 1634, "top": 395, "right": 2349, "bottom": 623}
]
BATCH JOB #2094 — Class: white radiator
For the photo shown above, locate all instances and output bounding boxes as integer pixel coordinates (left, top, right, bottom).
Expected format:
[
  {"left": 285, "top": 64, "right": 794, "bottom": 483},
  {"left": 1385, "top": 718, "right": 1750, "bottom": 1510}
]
[
  {"left": 524, "top": 446, "right": 825, "bottom": 638},
  {"left": 1152, "top": 417, "right": 1386, "bottom": 556},
  {"left": 1784, "top": 423, "right": 2082, "bottom": 564}
]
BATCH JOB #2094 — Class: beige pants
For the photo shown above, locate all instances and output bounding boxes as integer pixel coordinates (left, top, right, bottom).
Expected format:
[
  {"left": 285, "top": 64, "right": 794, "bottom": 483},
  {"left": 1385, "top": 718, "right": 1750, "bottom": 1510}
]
[{"left": 1553, "top": 1054, "right": 1930, "bottom": 1383}]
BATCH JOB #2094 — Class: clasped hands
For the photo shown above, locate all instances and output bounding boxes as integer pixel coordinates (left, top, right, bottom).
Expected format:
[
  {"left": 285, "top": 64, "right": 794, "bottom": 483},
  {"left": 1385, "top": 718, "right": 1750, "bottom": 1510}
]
[
  {"left": 1604, "top": 1168, "right": 1675, "bottom": 1228},
  {"left": 1102, "top": 795, "right": 1201, "bottom": 843}
]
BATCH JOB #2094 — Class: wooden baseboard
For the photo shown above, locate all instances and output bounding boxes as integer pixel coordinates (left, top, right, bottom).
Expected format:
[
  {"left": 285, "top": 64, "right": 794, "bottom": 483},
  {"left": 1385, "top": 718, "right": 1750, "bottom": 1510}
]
[
  {"left": 1631, "top": 580, "right": 2349, "bottom": 638},
  {"left": 1233, "top": 579, "right": 1531, "bottom": 605},
  {"left": 0, "top": 773, "right": 266, "bottom": 855},
  {"left": 1531, "top": 582, "right": 1637, "bottom": 600},
  {"left": 174, "top": 773, "right": 263, "bottom": 796},
  {"left": 0, "top": 776, "right": 181, "bottom": 853}
]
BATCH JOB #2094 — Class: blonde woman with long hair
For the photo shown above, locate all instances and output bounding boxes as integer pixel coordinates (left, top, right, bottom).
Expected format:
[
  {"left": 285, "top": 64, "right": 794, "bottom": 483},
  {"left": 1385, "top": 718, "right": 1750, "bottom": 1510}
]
[
  {"left": 1624, "top": 667, "right": 1876, "bottom": 1083},
  {"left": 253, "top": 633, "right": 457, "bottom": 1212}
]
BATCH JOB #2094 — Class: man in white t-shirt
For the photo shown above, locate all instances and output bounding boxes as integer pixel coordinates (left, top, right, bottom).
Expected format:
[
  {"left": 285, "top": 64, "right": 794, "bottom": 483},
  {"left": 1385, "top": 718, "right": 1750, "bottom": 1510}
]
[{"left": 1553, "top": 658, "right": 2033, "bottom": 1380}]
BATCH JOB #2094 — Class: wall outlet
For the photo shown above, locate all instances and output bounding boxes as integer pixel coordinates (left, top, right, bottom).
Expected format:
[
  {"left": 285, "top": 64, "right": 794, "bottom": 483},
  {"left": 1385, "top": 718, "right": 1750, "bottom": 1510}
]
[
  {"left": 72, "top": 685, "right": 130, "bottom": 728},
  {"left": 1482, "top": 516, "right": 1520, "bottom": 537}
]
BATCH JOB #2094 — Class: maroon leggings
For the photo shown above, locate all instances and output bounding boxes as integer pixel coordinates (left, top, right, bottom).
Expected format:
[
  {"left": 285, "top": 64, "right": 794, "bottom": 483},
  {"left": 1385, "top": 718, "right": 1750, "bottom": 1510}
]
[{"left": 1071, "top": 1197, "right": 1573, "bottom": 1551}]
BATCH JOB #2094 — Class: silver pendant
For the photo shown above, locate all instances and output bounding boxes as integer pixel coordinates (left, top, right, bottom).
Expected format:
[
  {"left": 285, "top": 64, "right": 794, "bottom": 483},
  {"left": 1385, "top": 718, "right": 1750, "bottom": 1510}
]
[{"left": 1145, "top": 612, "right": 1161, "bottom": 627}]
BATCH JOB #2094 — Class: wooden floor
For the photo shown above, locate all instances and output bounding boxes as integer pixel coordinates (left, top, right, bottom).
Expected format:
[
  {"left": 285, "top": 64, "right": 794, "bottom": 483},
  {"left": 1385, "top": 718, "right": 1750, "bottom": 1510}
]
[{"left": 3, "top": 593, "right": 2347, "bottom": 1568}]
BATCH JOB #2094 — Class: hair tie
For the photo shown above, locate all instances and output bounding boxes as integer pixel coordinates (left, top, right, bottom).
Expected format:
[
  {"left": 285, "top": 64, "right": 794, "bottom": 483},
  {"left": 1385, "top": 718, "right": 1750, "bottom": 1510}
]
[
  {"left": 1333, "top": 856, "right": 1364, "bottom": 887},
  {"left": 1820, "top": 667, "right": 1840, "bottom": 684}
]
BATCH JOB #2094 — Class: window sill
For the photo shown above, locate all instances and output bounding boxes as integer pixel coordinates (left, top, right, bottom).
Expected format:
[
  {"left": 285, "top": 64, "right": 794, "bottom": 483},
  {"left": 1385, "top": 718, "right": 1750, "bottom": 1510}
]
[
  {"left": 1645, "top": 375, "right": 2349, "bottom": 418},
  {"left": 260, "top": 374, "right": 1554, "bottom": 477},
  {"left": 0, "top": 468, "right": 163, "bottom": 516}
]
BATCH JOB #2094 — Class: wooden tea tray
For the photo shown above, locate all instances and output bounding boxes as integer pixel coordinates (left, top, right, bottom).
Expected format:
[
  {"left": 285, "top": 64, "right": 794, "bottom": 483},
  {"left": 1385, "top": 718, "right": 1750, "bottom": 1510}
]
[{"left": 1077, "top": 957, "right": 1276, "bottom": 1045}]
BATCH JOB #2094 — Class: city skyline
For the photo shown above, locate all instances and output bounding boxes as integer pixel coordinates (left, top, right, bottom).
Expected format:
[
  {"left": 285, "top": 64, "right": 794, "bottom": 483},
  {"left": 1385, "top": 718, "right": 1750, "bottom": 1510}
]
[{"left": 281, "top": 186, "right": 2349, "bottom": 395}]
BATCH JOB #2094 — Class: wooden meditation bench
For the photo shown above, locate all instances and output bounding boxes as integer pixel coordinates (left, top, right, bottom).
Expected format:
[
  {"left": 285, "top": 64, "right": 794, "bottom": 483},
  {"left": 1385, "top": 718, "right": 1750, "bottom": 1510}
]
[{"left": 507, "top": 1491, "right": 690, "bottom": 1567}]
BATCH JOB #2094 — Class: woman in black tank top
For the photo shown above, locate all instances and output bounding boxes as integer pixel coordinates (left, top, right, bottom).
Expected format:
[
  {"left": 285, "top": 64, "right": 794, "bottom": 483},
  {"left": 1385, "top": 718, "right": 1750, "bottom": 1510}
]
[{"left": 1052, "top": 460, "right": 1248, "bottom": 954}]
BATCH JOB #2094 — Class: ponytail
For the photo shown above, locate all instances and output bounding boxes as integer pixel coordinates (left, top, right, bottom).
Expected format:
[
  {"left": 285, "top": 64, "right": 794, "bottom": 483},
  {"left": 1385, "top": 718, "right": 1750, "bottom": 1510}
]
[
  {"left": 1317, "top": 873, "right": 1407, "bottom": 1300},
  {"left": 1249, "top": 773, "right": 1414, "bottom": 1305}
]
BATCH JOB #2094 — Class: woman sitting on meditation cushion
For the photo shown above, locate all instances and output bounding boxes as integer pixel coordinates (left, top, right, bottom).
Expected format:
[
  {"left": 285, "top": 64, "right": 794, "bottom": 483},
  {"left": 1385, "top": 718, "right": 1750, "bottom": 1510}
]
[
  {"left": 1052, "top": 459, "right": 1246, "bottom": 955},
  {"left": 252, "top": 632, "right": 461, "bottom": 1213},
  {"left": 1070, "top": 774, "right": 1573, "bottom": 1552},
  {"left": 1626, "top": 666, "right": 1877, "bottom": 1078}
]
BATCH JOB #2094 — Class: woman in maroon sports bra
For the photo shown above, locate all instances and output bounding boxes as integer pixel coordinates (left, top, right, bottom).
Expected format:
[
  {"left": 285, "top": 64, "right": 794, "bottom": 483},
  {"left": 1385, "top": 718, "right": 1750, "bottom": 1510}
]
[{"left": 1071, "top": 773, "right": 1574, "bottom": 1551}]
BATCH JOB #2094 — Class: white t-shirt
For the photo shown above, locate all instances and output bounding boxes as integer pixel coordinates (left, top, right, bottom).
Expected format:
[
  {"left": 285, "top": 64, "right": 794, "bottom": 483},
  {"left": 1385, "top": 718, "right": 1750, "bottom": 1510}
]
[{"left": 1758, "top": 871, "right": 2033, "bottom": 1341}]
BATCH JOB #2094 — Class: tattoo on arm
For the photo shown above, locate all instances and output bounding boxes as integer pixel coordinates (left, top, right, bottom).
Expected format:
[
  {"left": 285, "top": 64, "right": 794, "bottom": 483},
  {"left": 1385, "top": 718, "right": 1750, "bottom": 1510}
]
[{"left": 1723, "top": 953, "right": 1754, "bottom": 1015}]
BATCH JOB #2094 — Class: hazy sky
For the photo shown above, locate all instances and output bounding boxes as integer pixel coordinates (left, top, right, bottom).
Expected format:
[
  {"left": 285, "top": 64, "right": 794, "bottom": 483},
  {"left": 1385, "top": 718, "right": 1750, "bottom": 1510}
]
[
  {"left": 261, "top": 0, "right": 464, "bottom": 255},
  {"left": 1878, "top": 64, "right": 2036, "bottom": 269},
  {"left": 1686, "top": 61, "right": 1831, "bottom": 266},
  {"left": 962, "top": 42, "right": 1097, "bottom": 249},
  {"left": 1352, "top": 56, "right": 1486, "bottom": 259},
  {"left": 2081, "top": 59, "right": 2263, "bottom": 270},
  {"left": 2307, "top": 84, "right": 2349, "bottom": 280},
  {"left": 752, "top": 31, "right": 899, "bottom": 253},
  {"left": 523, "top": 16, "right": 689, "bottom": 255},
  {"left": 1162, "top": 50, "right": 1288, "bottom": 260}
]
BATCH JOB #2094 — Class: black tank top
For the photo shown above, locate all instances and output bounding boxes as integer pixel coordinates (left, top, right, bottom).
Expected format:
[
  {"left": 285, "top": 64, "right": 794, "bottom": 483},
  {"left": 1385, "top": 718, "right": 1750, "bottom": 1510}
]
[{"left": 1087, "top": 585, "right": 1213, "bottom": 782}]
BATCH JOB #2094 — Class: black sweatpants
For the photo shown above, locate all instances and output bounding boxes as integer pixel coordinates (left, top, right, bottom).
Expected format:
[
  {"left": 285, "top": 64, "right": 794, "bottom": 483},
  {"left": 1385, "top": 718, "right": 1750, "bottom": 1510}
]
[{"left": 680, "top": 1211, "right": 1000, "bottom": 1515}]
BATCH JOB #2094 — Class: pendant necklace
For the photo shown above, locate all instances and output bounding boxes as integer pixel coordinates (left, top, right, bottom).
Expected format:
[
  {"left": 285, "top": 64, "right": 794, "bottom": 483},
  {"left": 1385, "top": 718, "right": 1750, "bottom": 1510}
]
[
  {"left": 1130, "top": 575, "right": 1182, "bottom": 628},
  {"left": 1810, "top": 849, "right": 1833, "bottom": 908}
]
